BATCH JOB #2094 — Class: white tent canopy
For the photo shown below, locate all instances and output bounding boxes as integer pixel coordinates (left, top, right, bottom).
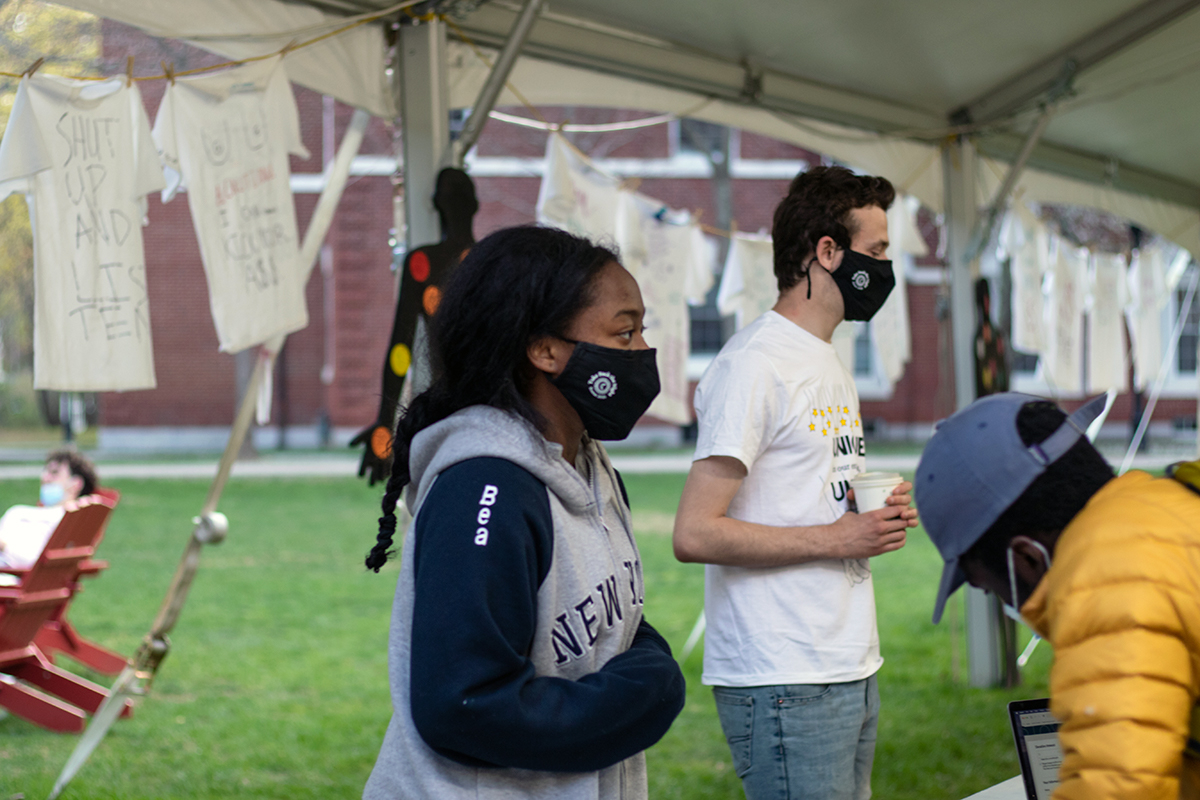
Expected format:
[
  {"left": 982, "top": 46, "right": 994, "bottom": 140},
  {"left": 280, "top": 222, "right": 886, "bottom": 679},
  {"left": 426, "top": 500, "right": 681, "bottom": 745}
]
[{"left": 59, "top": 0, "right": 1200, "bottom": 257}]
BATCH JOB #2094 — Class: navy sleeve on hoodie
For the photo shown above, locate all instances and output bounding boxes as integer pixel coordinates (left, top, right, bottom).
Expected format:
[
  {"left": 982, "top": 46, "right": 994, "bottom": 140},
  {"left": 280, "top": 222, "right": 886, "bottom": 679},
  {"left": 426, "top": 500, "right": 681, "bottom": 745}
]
[{"left": 409, "top": 456, "right": 685, "bottom": 772}]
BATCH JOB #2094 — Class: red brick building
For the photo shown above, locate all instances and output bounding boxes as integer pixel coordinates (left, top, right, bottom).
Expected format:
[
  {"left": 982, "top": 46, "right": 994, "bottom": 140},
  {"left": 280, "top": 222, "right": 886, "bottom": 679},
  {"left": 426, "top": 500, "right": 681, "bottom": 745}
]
[{"left": 93, "top": 21, "right": 1198, "bottom": 451}]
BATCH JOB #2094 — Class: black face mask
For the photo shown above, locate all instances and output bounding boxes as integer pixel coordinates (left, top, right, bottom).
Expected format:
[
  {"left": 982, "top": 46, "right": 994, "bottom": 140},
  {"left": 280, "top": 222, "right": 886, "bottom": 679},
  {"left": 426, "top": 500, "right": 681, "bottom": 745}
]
[
  {"left": 550, "top": 340, "right": 660, "bottom": 441},
  {"left": 826, "top": 249, "right": 896, "bottom": 321}
]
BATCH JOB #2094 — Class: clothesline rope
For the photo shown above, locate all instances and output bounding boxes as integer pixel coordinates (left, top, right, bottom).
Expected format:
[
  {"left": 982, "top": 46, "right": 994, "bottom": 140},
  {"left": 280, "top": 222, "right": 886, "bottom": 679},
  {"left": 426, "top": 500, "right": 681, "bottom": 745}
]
[
  {"left": 488, "top": 104, "right": 711, "bottom": 133},
  {"left": 0, "top": 0, "right": 427, "bottom": 83}
]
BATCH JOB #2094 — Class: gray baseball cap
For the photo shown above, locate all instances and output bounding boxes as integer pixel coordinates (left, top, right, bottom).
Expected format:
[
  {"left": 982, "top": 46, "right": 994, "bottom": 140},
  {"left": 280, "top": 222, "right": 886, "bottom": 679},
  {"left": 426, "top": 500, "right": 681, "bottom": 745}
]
[{"left": 915, "top": 392, "right": 1107, "bottom": 624}]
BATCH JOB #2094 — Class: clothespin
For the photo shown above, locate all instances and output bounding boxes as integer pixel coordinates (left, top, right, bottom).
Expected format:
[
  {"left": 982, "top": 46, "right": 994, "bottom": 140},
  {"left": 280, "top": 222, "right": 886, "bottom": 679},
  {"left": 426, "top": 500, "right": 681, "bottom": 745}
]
[
  {"left": 280, "top": 39, "right": 298, "bottom": 57},
  {"left": 620, "top": 177, "right": 642, "bottom": 194},
  {"left": 22, "top": 58, "right": 44, "bottom": 78},
  {"left": 126, "top": 56, "right": 134, "bottom": 87},
  {"left": 654, "top": 206, "right": 668, "bottom": 222},
  {"left": 161, "top": 60, "right": 175, "bottom": 85}
]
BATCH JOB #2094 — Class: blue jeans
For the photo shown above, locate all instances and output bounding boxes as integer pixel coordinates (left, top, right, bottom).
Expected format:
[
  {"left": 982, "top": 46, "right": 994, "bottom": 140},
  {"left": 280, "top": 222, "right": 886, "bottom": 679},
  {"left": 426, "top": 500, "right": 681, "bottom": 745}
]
[{"left": 713, "top": 675, "right": 879, "bottom": 800}]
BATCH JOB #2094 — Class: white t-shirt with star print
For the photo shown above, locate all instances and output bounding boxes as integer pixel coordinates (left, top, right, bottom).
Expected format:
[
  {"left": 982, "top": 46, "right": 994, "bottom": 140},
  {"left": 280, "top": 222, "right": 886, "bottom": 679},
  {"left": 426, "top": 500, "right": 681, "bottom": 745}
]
[{"left": 692, "top": 309, "right": 880, "bottom": 686}]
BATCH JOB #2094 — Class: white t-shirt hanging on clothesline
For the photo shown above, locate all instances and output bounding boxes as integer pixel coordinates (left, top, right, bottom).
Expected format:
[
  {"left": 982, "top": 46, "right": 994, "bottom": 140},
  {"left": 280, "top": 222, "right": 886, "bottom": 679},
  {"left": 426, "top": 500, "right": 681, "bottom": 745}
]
[
  {"left": 153, "top": 56, "right": 310, "bottom": 353},
  {"left": 1040, "top": 238, "right": 1086, "bottom": 395},
  {"left": 717, "top": 232, "right": 777, "bottom": 330},
  {"left": 0, "top": 75, "right": 164, "bottom": 391},
  {"left": 871, "top": 194, "right": 927, "bottom": 385},
  {"left": 1125, "top": 245, "right": 1168, "bottom": 392},
  {"left": 536, "top": 132, "right": 619, "bottom": 244},
  {"left": 614, "top": 191, "right": 712, "bottom": 424},
  {"left": 1088, "top": 252, "right": 1128, "bottom": 393},
  {"left": 999, "top": 204, "right": 1049, "bottom": 356}
]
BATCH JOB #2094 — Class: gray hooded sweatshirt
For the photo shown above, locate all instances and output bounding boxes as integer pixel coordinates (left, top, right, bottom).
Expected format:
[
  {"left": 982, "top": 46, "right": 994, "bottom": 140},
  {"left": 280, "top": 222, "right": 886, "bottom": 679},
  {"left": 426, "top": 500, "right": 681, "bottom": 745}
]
[{"left": 364, "top": 406, "right": 682, "bottom": 800}]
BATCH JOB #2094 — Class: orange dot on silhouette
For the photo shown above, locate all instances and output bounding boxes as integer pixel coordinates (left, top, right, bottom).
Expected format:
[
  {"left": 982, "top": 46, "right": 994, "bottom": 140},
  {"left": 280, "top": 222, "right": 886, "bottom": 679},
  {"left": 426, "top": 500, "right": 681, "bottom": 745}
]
[
  {"left": 423, "top": 285, "right": 442, "bottom": 315},
  {"left": 458, "top": 247, "right": 471, "bottom": 263},
  {"left": 409, "top": 251, "right": 430, "bottom": 282},
  {"left": 370, "top": 426, "right": 393, "bottom": 460}
]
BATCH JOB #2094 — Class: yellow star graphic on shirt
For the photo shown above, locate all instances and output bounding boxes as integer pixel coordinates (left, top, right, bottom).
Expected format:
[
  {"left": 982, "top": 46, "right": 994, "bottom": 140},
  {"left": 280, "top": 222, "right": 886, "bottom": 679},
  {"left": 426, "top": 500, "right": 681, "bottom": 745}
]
[
  {"left": 812, "top": 409, "right": 819, "bottom": 417},
  {"left": 822, "top": 429, "right": 828, "bottom": 436},
  {"left": 809, "top": 423, "right": 816, "bottom": 431}
]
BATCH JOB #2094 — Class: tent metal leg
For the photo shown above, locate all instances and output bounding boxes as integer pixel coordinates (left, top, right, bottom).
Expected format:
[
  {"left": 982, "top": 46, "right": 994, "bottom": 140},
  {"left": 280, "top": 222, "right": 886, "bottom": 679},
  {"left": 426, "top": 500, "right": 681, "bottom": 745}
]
[
  {"left": 453, "top": 0, "right": 547, "bottom": 164},
  {"left": 966, "top": 106, "right": 1055, "bottom": 263},
  {"left": 943, "top": 136, "right": 1005, "bottom": 687},
  {"left": 399, "top": 17, "right": 451, "bottom": 251}
]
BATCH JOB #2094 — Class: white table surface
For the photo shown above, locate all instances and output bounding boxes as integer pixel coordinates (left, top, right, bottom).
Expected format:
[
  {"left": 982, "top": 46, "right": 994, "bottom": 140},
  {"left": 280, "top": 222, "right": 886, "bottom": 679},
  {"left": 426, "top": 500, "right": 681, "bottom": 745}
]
[{"left": 962, "top": 776, "right": 1025, "bottom": 799}]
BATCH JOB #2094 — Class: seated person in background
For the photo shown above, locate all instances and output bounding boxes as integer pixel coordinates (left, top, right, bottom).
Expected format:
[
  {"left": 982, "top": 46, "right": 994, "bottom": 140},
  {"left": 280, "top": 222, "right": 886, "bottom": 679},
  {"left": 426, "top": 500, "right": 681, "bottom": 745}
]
[
  {"left": 0, "top": 449, "right": 99, "bottom": 570},
  {"left": 915, "top": 393, "right": 1200, "bottom": 800}
]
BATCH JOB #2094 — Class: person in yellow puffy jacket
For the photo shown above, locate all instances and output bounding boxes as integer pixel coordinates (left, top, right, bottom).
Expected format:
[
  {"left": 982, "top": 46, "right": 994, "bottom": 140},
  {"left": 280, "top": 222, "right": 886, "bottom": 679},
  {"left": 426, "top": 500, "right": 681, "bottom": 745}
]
[{"left": 914, "top": 392, "right": 1200, "bottom": 800}]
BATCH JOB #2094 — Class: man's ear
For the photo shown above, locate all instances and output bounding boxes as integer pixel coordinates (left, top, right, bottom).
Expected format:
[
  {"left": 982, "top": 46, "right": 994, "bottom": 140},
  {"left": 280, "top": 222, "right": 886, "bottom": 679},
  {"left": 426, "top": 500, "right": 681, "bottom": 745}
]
[
  {"left": 527, "top": 335, "right": 566, "bottom": 376},
  {"left": 1009, "top": 535, "right": 1050, "bottom": 584},
  {"left": 814, "top": 235, "right": 842, "bottom": 272}
]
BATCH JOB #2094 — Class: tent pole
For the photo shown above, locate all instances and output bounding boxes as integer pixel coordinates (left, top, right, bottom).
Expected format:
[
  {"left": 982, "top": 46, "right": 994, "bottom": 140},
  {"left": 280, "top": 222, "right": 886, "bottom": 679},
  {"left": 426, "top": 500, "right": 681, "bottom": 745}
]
[
  {"left": 452, "top": 0, "right": 547, "bottom": 165},
  {"left": 1120, "top": 266, "right": 1200, "bottom": 474},
  {"left": 399, "top": 17, "right": 451, "bottom": 251},
  {"left": 48, "top": 106, "right": 372, "bottom": 800},
  {"left": 943, "top": 136, "right": 1004, "bottom": 687},
  {"left": 965, "top": 106, "right": 1054, "bottom": 263}
]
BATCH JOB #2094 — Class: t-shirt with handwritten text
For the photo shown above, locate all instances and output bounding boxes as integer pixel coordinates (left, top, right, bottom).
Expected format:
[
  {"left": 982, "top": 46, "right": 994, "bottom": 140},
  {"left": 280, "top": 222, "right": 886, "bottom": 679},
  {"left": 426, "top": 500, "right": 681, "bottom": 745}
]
[
  {"left": 153, "top": 56, "right": 310, "bottom": 353},
  {"left": 0, "top": 75, "right": 164, "bottom": 390},
  {"left": 692, "top": 310, "right": 879, "bottom": 687}
]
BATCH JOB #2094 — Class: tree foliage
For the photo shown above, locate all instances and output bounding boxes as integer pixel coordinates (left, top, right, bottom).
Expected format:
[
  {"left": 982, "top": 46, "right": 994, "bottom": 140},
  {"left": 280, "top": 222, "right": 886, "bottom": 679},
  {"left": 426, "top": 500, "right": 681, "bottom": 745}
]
[{"left": 0, "top": 1, "right": 100, "bottom": 372}]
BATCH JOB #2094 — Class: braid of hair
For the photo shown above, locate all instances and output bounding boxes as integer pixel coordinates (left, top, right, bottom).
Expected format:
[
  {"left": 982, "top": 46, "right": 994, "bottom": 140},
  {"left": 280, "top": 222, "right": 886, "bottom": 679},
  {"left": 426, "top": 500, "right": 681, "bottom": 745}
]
[
  {"left": 366, "top": 467, "right": 404, "bottom": 572},
  {"left": 364, "top": 387, "right": 447, "bottom": 572}
]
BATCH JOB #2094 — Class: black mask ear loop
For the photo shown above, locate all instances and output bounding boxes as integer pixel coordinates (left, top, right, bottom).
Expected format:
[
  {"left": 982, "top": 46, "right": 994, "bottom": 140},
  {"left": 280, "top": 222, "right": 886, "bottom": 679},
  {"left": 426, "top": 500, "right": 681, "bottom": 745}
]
[{"left": 804, "top": 244, "right": 845, "bottom": 299}]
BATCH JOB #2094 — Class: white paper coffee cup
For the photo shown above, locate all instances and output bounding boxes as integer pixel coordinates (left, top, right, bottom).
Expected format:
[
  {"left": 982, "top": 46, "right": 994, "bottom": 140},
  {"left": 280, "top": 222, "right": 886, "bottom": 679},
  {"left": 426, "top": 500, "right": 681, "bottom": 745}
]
[{"left": 850, "top": 471, "right": 904, "bottom": 513}]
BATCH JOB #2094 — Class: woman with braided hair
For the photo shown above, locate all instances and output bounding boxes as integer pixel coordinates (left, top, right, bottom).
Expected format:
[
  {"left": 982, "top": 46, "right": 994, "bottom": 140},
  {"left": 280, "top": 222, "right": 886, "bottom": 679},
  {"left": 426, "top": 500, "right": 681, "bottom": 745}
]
[{"left": 362, "top": 225, "right": 685, "bottom": 800}]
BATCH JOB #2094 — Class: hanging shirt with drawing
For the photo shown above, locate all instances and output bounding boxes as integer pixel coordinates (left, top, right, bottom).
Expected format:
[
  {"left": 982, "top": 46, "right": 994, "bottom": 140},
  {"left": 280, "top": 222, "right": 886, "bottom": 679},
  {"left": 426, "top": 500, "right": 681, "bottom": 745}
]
[
  {"left": 536, "top": 132, "right": 619, "bottom": 243},
  {"left": 153, "top": 56, "right": 310, "bottom": 353},
  {"left": 615, "top": 191, "right": 713, "bottom": 425},
  {"left": 716, "top": 232, "right": 778, "bottom": 330},
  {"left": 0, "top": 74, "right": 164, "bottom": 391}
]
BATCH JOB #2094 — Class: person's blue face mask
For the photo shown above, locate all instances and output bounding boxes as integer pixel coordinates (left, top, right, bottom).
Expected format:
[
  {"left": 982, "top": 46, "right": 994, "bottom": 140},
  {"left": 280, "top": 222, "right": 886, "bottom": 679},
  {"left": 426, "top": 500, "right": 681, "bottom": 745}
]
[{"left": 40, "top": 482, "right": 65, "bottom": 507}]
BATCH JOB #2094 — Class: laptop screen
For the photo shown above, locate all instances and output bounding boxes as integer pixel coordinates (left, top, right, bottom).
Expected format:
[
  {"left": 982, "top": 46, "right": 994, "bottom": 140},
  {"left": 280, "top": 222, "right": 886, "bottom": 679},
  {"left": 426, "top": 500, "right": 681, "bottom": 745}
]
[{"left": 1008, "top": 699, "right": 1062, "bottom": 800}]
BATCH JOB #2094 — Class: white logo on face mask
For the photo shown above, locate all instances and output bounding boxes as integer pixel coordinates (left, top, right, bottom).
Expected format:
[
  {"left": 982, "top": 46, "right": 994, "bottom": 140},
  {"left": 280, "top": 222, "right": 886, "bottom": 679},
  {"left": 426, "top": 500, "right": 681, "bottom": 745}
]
[
  {"left": 851, "top": 270, "right": 870, "bottom": 290},
  {"left": 587, "top": 371, "right": 618, "bottom": 399}
]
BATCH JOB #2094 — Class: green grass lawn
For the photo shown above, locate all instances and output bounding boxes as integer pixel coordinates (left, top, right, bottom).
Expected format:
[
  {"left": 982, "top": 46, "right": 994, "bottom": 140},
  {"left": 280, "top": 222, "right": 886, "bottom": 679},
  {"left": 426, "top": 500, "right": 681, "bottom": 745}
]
[{"left": 0, "top": 473, "right": 1050, "bottom": 799}]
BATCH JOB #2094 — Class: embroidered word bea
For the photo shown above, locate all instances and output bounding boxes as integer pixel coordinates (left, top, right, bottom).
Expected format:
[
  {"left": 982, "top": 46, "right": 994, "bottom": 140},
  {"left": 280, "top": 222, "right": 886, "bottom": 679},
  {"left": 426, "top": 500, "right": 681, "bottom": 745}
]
[{"left": 475, "top": 484, "right": 498, "bottom": 546}]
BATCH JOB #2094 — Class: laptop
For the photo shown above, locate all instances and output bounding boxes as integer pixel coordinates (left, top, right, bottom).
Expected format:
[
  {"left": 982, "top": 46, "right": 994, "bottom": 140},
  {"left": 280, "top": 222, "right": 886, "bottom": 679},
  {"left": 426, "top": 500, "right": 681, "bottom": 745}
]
[{"left": 1008, "top": 699, "right": 1063, "bottom": 800}]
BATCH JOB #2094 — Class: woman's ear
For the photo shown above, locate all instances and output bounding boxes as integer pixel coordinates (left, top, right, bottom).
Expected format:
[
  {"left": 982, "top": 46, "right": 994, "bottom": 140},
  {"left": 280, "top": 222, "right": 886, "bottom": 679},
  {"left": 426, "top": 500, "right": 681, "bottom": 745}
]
[{"left": 527, "top": 335, "right": 567, "bottom": 376}]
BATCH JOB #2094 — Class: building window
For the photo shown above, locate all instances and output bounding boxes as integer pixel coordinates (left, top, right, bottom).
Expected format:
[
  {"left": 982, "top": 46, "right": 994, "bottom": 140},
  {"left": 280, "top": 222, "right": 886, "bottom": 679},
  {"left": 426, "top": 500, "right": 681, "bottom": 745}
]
[
  {"left": 854, "top": 324, "right": 873, "bottom": 376},
  {"left": 1176, "top": 274, "right": 1200, "bottom": 374},
  {"left": 1012, "top": 350, "right": 1039, "bottom": 373},
  {"left": 676, "top": 118, "right": 726, "bottom": 158}
]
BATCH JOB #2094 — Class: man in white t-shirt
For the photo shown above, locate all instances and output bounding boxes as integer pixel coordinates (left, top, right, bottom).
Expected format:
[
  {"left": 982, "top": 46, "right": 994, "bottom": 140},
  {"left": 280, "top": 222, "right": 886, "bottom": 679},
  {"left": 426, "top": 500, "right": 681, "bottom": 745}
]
[
  {"left": 674, "top": 166, "right": 919, "bottom": 800},
  {"left": 0, "top": 449, "right": 98, "bottom": 572}
]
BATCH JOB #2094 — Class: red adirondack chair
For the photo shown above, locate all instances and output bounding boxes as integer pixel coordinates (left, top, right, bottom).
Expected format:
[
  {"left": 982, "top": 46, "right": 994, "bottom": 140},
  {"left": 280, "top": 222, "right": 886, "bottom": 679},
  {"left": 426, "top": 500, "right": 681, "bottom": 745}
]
[
  {"left": 0, "top": 493, "right": 133, "bottom": 733},
  {"left": 32, "top": 488, "right": 128, "bottom": 675}
]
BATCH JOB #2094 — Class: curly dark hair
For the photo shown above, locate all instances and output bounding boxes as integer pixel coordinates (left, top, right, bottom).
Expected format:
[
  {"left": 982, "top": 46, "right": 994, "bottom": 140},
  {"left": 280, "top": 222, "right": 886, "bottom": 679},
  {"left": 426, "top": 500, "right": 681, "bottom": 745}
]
[
  {"left": 46, "top": 448, "right": 99, "bottom": 497},
  {"left": 771, "top": 165, "right": 895, "bottom": 293},
  {"left": 366, "top": 225, "right": 618, "bottom": 572}
]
